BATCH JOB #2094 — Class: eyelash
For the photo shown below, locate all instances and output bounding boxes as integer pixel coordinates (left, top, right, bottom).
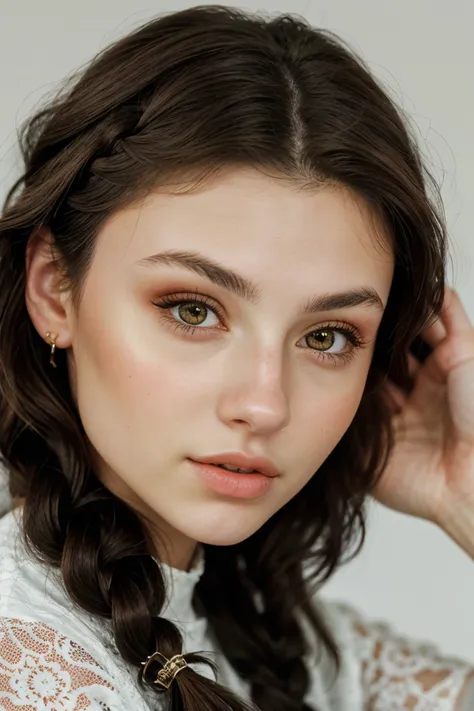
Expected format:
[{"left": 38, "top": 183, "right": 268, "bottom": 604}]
[{"left": 152, "top": 290, "right": 369, "bottom": 366}]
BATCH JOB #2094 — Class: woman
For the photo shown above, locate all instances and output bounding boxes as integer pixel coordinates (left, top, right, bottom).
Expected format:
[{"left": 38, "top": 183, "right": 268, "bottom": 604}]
[{"left": 0, "top": 5, "right": 473, "bottom": 710}]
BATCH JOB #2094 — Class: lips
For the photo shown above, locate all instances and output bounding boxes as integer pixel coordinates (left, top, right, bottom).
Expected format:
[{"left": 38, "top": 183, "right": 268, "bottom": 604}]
[
  {"left": 213, "top": 463, "right": 257, "bottom": 473},
  {"left": 190, "top": 452, "right": 279, "bottom": 478},
  {"left": 190, "top": 459, "right": 275, "bottom": 499}
]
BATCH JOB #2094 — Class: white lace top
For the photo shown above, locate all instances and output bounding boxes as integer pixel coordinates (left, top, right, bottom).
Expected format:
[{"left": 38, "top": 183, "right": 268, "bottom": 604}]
[{"left": 0, "top": 507, "right": 473, "bottom": 711}]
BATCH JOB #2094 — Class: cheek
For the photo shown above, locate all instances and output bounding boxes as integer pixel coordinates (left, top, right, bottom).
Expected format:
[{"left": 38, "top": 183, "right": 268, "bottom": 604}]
[
  {"left": 69, "top": 293, "right": 208, "bottom": 463},
  {"left": 319, "top": 389, "right": 362, "bottom": 447},
  {"left": 294, "top": 376, "right": 366, "bottom": 482},
  {"left": 72, "top": 329, "right": 173, "bottom": 433}
]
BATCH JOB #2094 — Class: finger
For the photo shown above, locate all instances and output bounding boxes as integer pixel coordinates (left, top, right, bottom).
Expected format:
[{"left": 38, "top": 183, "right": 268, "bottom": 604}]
[
  {"left": 422, "top": 328, "right": 474, "bottom": 385},
  {"left": 440, "top": 287, "right": 473, "bottom": 337},
  {"left": 420, "top": 316, "right": 447, "bottom": 349}
]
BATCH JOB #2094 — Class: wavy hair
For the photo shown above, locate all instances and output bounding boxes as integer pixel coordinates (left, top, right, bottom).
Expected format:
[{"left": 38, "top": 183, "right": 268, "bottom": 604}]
[{"left": 0, "top": 6, "right": 446, "bottom": 710}]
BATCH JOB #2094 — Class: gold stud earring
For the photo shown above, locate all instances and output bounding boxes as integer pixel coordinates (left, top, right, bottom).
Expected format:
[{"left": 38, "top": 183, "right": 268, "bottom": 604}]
[{"left": 45, "top": 332, "right": 58, "bottom": 368}]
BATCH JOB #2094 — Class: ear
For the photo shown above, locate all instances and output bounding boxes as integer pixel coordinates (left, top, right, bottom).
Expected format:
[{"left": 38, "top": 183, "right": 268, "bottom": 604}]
[{"left": 25, "top": 228, "right": 73, "bottom": 349}]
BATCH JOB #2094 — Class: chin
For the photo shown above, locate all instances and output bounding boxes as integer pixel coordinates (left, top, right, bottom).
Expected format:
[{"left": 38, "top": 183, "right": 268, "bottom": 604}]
[
  {"left": 179, "top": 509, "right": 270, "bottom": 548},
  {"left": 198, "top": 529, "right": 255, "bottom": 547}
]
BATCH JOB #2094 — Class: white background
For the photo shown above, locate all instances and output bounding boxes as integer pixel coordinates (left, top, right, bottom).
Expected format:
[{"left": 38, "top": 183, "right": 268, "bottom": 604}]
[{"left": 0, "top": 0, "right": 473, "bottom": 661}]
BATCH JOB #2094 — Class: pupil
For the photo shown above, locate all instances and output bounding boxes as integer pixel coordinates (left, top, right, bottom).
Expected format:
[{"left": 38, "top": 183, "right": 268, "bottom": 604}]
[
  {"left": 179, "top": 303, "right": 206, "bottom": 324},
  {"left": 309, "top": 330, "right": 334, "bottom": 350}
]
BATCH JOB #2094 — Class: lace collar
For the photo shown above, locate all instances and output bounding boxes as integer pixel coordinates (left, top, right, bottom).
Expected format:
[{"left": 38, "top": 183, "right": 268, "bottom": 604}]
[{"left": 155, "top": 545, "right": 205, "bottom": 624}]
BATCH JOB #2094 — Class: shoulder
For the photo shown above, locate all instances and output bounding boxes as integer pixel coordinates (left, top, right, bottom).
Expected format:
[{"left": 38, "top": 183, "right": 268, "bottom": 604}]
[
  {"left": 0, "top": 510, "right": 150, "bottom": 710},
  {"left": 309, "top": 596, "right": 474, "bottom": 710},
  {"left": 0, "top": 508, "right": 73, "bottom": 622},
  {"left": 0, "top": 616, "right": 121, "bottom": 710},
  {"left": 0, "top": 615, "right": 158, "bottom": 710}
]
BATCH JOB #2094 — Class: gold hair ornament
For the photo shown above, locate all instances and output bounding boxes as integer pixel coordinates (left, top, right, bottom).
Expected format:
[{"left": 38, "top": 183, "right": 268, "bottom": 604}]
[
  {"left": 140, "top": 652, "right": 188, "bottom": 689},
  {"left": 45, "top": 332, "right": 57, "bottom": 368}
]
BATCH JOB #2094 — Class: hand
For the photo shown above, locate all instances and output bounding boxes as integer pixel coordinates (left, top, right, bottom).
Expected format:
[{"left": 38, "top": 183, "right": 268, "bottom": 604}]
[{"left": 373, "top": 287, "right": 474, "bottom": 532}]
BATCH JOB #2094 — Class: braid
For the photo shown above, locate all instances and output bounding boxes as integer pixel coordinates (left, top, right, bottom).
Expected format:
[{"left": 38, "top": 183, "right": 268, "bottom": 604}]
[
  {"left": 195, "top": 544, "right": 318, "bottom": 711},
  {"left": 19, "top": 443, "right": 256, "bottom": 711}
]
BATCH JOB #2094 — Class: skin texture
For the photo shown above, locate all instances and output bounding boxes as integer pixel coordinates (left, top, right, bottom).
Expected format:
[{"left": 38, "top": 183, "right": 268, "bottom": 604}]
[{"left": 25, "top": 168, "right": 394, "bottom": 570}]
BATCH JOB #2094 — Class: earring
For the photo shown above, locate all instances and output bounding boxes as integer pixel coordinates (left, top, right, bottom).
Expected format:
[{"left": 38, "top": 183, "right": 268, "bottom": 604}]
[{"left": 45, "top": 332, "right": 58, "bottom": 368}]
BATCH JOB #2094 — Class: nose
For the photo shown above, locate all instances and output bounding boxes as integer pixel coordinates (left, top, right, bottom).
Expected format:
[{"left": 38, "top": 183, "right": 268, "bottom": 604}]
[{"left": 217, "top": 349, "right": 291, "bottom": 435}]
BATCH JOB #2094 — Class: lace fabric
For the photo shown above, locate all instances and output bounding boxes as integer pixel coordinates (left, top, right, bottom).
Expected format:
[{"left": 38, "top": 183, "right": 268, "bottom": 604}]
[
  {"left": 332, "top": 602, "right": 474, "bottom": 710},
  {"left": 0, "top": 505, "right": 472, "bottom": 710},
  {"left": 0, "top": 610, "right": 472, "bottom": 711},
  {"left": 0, "top": 618, "right": 119, "bottom": 711}
]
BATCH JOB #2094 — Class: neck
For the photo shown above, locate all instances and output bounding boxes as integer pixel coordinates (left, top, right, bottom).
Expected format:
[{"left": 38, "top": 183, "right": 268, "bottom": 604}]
[
  {"left": 131, "top": 501, "right": 199, "bottom": 571},
  {"left": 157, "top": 535, "right": 200, "bottom": 572}
]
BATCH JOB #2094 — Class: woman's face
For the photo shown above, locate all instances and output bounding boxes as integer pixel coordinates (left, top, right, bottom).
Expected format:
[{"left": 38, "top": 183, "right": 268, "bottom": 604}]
[{"left": 28, "top": 168, "right": 394, "bottom": 568}]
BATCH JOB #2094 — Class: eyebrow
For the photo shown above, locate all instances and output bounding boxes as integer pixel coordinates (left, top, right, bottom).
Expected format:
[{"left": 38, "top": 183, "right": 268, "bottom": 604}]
[{"left": 136, "top": 249, "right": 385, "bottom": 314}]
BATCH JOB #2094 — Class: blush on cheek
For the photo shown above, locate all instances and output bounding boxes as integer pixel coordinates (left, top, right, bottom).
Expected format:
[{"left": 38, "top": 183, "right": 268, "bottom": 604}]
[
  {"left": 99, "top": 336, "right": 197, "bottom": 426},
  {"left": 319, "top": 387, "right": 365, "bottom": 453}
]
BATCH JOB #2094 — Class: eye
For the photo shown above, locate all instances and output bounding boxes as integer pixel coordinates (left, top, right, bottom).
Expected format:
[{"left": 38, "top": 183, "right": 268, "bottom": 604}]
[
  {"left": 303, "top": 326, "right": 365, "bottom": 365},
  {"left": 153, "top": 292, "right": 224, "bottom": 333},
  {"left": 306, "top": 329, "right": 349, "bottom": 354},
  {"left": 152, "top": 291, "right": 369, "bottom": 366},
  {"left": 170, "top": 301, "right": 218, "bottom": 328}
]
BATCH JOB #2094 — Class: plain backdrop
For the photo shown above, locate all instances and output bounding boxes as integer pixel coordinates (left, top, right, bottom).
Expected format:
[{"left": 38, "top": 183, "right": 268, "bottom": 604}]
[{"left": 0, "top": 0, "right": 473, "bottom": 661}]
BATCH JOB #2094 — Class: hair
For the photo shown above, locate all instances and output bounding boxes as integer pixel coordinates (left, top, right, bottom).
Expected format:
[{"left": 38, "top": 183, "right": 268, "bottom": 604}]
[{"left": 0, "top": 5, "right": 446, "bottom": 711}]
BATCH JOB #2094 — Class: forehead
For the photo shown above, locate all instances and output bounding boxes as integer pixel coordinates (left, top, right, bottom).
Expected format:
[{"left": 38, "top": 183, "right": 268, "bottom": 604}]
[{"left": 94, "top": 168, "right": 394, "bottom": 300}]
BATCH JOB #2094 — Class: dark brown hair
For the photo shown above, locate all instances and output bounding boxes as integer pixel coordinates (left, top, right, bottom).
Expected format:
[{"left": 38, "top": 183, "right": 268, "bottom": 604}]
[{"left": 0, "top": 5, "right": 446, "bottom": 710}]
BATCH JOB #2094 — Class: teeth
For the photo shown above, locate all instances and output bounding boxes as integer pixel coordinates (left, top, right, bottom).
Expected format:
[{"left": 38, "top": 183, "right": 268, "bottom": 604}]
[{"left": 214, "top": 464, "right": 257, "bottom": 473}]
